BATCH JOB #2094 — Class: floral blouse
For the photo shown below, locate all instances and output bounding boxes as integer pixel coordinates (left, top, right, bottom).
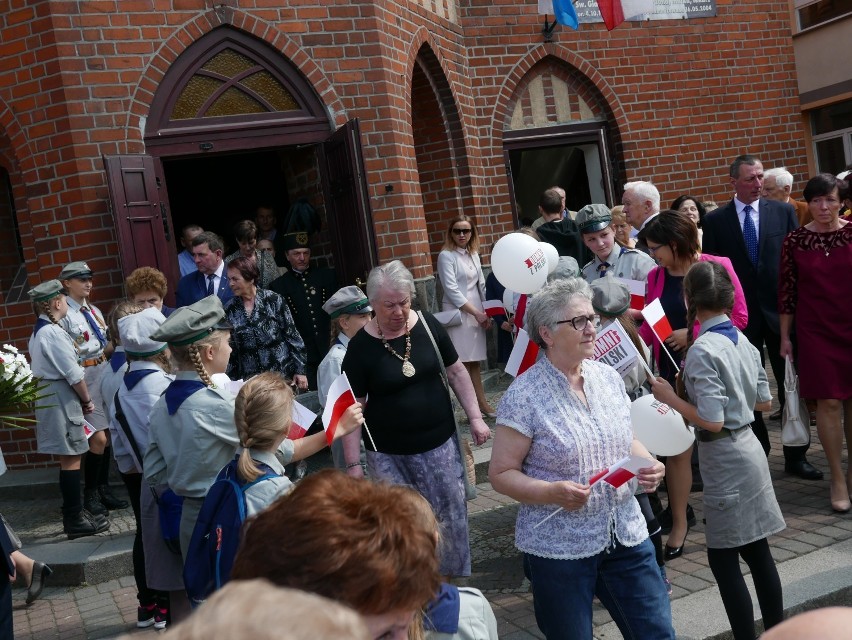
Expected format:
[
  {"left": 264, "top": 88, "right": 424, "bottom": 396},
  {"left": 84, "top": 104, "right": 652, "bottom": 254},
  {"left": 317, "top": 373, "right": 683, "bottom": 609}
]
[
  {"left": 224, "top": 288, "right": 307, "bottom": 380},
  {"left": 496, "top": 357, "right": 647, "bottom": 560}
]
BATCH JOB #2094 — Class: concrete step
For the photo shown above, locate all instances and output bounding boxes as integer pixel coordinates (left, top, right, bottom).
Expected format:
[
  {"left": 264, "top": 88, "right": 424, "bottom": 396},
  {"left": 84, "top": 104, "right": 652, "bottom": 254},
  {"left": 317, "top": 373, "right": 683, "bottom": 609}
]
[{"left": 24, "top": 533, "right": 134, "bottom": 587}]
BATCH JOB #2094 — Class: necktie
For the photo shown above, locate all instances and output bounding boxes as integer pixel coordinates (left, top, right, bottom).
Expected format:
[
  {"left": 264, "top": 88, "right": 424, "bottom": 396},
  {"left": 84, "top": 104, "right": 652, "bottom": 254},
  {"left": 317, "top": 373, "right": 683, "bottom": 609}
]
[
  {"left": 81, "top": 307, "right": 106, "bottom": 347},
  {"left": 742, "top": 205, "right": 759, "bottom": 267},
  {"left": 597, "top": 262, "right": 610, "bottom": 277},
  {"left": 206, "top": 274, "right": 216, "bottom": 296}
]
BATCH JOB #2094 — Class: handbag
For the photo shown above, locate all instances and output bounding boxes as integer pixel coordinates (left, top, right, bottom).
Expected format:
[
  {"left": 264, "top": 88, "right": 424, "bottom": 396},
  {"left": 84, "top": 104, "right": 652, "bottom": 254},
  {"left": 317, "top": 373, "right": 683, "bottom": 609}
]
[
  {"left": 418, "top": 311, "right": 477, "bottom": 500},
  {"left": 432, "top": 309, "right": 462, "bottom": 328},
  {"left": 780, "top": 355, "right": 810, "bottom": 447}
]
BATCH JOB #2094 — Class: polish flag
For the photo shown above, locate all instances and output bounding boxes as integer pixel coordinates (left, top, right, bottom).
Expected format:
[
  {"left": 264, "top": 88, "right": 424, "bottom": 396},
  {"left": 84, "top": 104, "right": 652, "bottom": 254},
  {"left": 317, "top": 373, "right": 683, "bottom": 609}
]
[
  {"left": 321, "top": 372, "right": 356, "bottom": 446},
  {"left": 641, "top": 299, "right": 673, "bottom": 342},
  {"left": 288, "top": 401, "right": 318, "bottom": 440},
  {"left": 589, "top": 455, "right": 654, "bottom": 488},
  {"left": 617, "top": 278, "right": 646, "bottom": 311},
  {"left": 83, "top": 419, "right": 97, "bottom": 440},
  {"left": 513, "top": 294, "right": 529, "bottom": 333},
  {"left": 483, "top": 300, "right": 505, "bottom": 318},
  {"left": 596, "top": 0, "right": 654, "bottom": 30},
  {"left": 505, "top": 329, "right": 540, "bottom": 377}
]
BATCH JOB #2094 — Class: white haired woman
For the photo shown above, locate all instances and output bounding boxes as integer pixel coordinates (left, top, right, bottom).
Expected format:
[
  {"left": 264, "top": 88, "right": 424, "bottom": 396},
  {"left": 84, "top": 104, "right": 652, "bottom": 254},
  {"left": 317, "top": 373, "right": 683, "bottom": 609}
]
[
  {"left": 341, "top": 260, "right": 491, "bottom": 578},
  {"left": 489, "top": 278, "right": 673, "bottom": 640}
]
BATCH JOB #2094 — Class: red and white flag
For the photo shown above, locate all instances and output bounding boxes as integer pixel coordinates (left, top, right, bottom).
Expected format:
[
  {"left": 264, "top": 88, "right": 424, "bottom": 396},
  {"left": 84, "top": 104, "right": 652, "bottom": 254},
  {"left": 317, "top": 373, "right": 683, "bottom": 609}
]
[
  {"left": 83, "top": 419, "right": 97, "bottom": 440},
  {"left": 483, "top": 299, "right": 505, "bottom": 318},
  {"left": 321, "top": 372, "right": 356, "bottom": 446},
  {"left": 641, "top": 299, "right": 673, "bottom": 342},
  {"left": 505, "top": 329, "right": 540, "bottom": 377},
  {"left": 596, "top": 0, "right": 654, "bottom": 30},
  {"left": 288, "top": 401, "right": 318, "bottom": 440},
  {"left": 617, "top": 277, "right": 645, "bottom": 311},
  {"left": 589, "top": 455, "right": 653, "bottom": 488}
]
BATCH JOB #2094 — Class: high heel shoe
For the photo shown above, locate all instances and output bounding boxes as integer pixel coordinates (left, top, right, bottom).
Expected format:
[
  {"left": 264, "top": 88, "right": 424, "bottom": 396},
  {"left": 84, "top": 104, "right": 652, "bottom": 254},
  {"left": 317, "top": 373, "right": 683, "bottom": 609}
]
[
  {"left": 26, "top": 561, "right": 53, "bottom": 605},
  {"left": 663, "top": 524, "right": 690, "bottom": 561},
  {"left": 830, "top": 484, "right": 851, "bottom": 513}
]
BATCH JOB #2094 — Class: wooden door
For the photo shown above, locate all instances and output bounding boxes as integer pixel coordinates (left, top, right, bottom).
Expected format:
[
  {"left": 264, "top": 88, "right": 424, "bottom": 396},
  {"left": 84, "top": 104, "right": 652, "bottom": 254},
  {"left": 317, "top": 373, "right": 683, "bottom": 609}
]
[
  {"left": 319, "top": 119, "right": 377, "bottom": 287},
  {"left": 103, "top": 155, "right": 179, "bottom": 305}
]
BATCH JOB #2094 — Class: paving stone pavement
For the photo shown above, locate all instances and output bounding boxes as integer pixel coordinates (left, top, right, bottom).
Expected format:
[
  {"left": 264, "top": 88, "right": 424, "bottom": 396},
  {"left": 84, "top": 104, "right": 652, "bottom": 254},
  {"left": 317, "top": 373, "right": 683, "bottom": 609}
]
[{"left": 8, "top": 367, "right": 852, "bottom": 639}]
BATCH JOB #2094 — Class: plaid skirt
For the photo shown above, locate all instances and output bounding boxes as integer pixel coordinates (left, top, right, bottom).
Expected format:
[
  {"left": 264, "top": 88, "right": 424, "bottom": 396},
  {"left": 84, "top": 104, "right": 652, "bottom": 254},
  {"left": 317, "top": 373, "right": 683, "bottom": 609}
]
[{"left": 367, "top": 435, "right": 471, "bottom": 577}]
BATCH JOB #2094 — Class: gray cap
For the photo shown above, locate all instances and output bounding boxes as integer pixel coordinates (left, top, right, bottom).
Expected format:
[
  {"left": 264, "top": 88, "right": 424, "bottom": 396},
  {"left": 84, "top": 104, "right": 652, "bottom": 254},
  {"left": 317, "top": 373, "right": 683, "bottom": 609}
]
[
  {"left": 119, "top": 307, "right": 168, "bottom": 357},
  {"left": 58, "top": 261, "right": 93, "bottom": 280},
  {"left": 590, "top": 277, "right": 631, "bottom": 317},
  {"left": 547, "top": 256, "right": 580, "bottom": 283},
  {"left": 575, "top": 204, "right": 612, "bottom": 234},
  {"left": 28, "top": 279, "right": 65, "bottom": 302},
  {"left": 322, "top": 286, "right": 372, "bottom": 320},
  {"left": 150, "top": 295, "right": 232, "bottom": 346}
]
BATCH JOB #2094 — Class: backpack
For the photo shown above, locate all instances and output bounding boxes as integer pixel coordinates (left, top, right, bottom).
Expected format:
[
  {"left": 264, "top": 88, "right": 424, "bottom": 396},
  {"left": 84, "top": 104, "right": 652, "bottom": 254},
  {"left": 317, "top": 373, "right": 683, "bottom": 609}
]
[{"left": 183, "top": 455, "right": 277, "bottom": 605}]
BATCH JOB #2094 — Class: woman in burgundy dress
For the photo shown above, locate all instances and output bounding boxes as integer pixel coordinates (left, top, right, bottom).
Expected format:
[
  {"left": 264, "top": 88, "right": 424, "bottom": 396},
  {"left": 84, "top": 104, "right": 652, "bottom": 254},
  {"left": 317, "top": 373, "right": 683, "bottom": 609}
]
[{"left": 779, "top": 173, "right": 852, "bottom": 513}]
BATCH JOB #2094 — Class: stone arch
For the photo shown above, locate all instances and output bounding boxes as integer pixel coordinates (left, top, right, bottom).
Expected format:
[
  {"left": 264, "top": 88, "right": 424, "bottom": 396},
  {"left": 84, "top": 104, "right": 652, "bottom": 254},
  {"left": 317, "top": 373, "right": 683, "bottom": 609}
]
[{"left": 126, "top": 10, "right": 348, "bottom": 146}]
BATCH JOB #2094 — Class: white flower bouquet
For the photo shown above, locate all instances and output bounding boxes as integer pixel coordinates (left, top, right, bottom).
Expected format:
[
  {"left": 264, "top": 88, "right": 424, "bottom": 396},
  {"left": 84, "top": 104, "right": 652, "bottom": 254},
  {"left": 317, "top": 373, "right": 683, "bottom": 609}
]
[{"left": 0, "top": 343, "right": 53, "bottom": 428}]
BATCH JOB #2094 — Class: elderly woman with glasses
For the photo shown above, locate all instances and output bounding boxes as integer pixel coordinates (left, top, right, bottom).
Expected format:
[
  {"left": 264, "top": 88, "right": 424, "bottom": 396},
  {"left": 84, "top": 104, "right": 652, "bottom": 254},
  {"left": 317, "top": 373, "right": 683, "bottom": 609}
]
[{"left": 489, "top": 278, "right": 672, "bottom": 640}]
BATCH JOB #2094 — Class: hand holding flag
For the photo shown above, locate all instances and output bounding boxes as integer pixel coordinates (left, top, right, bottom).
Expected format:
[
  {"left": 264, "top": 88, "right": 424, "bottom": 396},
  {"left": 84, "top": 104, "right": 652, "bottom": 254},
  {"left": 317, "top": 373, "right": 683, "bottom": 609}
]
[
  {"left": 321, "top": 372, "right": 371, "bottom": 447},
  {"left": 482, "top": 299, "right": 505, "bottom": 318},
  {"left": 641, "top": 299, "right": 679, "bottom": 372},
  {"left": 288, "top": 401, "right": 318, "bottom": 440}
]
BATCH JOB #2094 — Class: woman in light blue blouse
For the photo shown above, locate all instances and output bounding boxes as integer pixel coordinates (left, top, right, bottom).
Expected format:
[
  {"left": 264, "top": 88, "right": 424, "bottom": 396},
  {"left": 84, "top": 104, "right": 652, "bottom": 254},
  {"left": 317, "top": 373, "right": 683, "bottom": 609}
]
[{"left": 489, "top": 278, "right": 673, "bottom": 640}]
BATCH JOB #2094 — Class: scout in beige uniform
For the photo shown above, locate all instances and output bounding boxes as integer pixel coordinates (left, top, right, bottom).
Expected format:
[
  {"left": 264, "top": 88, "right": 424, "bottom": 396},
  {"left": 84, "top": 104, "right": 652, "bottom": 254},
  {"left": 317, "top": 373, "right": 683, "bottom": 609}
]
[
  {"left": 58, "top": 261, "right": 129, "bottom": 516},
  {"left": 577, "top": 204, "right": 656, "bottom": 285},
  {"left": 28, "top": 280, "right": 110, "bottom": 539}
]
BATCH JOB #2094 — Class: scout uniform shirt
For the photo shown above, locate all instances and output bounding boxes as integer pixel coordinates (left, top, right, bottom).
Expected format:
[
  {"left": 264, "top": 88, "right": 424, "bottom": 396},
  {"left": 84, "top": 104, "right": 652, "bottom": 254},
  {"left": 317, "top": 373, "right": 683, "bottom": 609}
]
[
  {"left": 581, "top": 245, "right": 656, "bottom": 282},
  {"left": 60, "top": 297, "right": 110, "bottom": 429}
]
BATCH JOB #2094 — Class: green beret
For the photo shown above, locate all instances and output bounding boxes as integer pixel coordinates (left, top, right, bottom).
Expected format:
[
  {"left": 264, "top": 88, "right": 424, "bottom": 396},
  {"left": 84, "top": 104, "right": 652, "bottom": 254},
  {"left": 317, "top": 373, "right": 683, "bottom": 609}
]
[
  {"left": 575, "top": 204, "right": 613, "bottom": 234},
  {"left": 150, "top": 295, "right": 232, "bottom": 346},
  {"left": 322, "top": 286, "right": 372, "bottom": 320},
  {"left": 28, "top": 279, "right": 65, "bottom": 303}
]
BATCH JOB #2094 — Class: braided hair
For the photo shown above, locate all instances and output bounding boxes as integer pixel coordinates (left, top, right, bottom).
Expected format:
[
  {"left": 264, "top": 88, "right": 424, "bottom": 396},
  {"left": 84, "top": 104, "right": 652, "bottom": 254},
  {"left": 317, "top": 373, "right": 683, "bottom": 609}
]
[
  {"left": 234, "top": 372, "right": 294, "bottom": 483},
  {"left": 170, "top": 330, "right": 228, "bottom": 388},
  {"left": 677, "top": 261, "right": 736, "bottom": 402}
]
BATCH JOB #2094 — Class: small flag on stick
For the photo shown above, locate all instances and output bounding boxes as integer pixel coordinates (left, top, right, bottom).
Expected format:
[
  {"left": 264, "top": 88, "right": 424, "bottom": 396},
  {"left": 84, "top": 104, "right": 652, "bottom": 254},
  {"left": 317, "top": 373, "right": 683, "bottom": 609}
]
[
  {"left": 641, "top": 299, "right": 680, "bottom": 372},
  {"left": 288, "top": 401, "right": 318, "bottom": 440},
  {"left": 616, "top": 277, "right": 646, "bottom": 311},
  {"left": 483, "top": 300, "right": 505, "bottom": 318},
  {"left": 321, "top": 372, "right": 375, "bottom": 450}
]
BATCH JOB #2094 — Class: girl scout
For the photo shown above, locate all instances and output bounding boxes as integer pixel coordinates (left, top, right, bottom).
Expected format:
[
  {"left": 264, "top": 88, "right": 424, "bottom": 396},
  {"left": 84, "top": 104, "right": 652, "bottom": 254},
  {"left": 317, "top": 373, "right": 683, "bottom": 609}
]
[
  {"left": 28, "top": 280, "right": 109, "bottom": 539},
  {"left": 576, "top": 204, "right": 656, "bottom": 285},
  {"left": 58, "top": 261, "right": 128, "bottom": 516}
]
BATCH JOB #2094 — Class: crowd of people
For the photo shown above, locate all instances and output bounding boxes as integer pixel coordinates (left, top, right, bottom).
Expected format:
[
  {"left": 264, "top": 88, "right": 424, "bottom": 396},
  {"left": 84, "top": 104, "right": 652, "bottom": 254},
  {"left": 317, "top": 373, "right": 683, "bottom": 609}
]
[{"left": 3, "top": 153, "right": 850, "bottom": 640}]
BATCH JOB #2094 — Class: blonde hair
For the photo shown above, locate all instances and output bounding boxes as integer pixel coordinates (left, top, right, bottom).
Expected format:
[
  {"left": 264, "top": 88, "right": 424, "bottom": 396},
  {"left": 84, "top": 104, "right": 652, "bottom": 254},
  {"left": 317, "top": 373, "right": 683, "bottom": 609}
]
[
  {"left": 160, "top": 579, "right": 370, "bottom": 640},
  {"left": 442, "top": 215, "right": 480, "bottom": 253},
  {"left": 170, "top": 330, "right": 229, "bottom": 388},
  {"left": 329, "top": 316, "right": 345, "bottom": 346},
  {"left": 34, "top": 298, "right": 59, "bottom": 324},
  {"left": 235, "top": 372, "right": 294, "bottom": 482}
]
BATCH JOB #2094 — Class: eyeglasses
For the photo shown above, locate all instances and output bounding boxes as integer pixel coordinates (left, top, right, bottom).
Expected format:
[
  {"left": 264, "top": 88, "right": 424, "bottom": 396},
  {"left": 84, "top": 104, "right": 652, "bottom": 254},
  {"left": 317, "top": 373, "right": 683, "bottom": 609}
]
[
  {"left": 645, "top": 242, "right": 666, "bottom": 255},
  {"left": 555, "top": 314, "right": 600, "bottom": 331},
  {"left": 452, "top": 228, "right": 472, "bottom": 236}
]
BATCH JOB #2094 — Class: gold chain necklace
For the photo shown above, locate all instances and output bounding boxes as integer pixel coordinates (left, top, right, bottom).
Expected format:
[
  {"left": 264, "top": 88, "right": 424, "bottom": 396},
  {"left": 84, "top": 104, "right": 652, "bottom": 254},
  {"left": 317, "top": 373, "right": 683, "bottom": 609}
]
[
  {"left": 377, "top": 319, "right": 415, "bottom": 377},
  {"left": 815, "top": 228, "right": 841, "bottom": 257}
]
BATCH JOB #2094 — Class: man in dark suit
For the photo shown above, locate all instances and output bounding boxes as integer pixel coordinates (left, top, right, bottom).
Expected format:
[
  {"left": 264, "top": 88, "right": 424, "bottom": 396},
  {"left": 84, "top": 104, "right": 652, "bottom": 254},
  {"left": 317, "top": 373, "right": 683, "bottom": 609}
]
[
  {"left": 255, "top": 204, "right": 288, "bottom": 268},
  {"left": 702, "top": 155, "right": 821, "bottom": 480},
  {"left": 175, "top": 231, "right": 234, "bottom": 307},
  {"left": 269, "top": 232, "right": 337, "bottom": 390}
]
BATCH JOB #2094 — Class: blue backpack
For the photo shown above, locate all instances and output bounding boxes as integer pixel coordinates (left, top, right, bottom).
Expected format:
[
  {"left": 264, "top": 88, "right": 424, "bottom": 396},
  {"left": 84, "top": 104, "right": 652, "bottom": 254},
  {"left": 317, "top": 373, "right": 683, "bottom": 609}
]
[{"left": 183, "top": 455, "right": 277, "bottom": 605}]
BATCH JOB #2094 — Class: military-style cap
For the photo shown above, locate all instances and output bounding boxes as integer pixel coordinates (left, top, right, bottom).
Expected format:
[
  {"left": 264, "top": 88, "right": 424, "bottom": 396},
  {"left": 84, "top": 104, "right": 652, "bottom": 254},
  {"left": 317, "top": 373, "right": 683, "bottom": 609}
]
[
  {"left": 28, "top": 279, "right": 65, "bottom": 303},
  {"left": 590, "top": 277, "right": 631, "bottom": 317},
  {"left": 119, "top": 307, "right": 168, "bottom": 357},
  {"left": 575, "top": 204, "right": 613, "bottom": 234},
  {"left": 282, "top": 232, "right": 310, "bottom": 252},
  {"left": 322, "top": 286, "right": 372, "bottom": 320},
  {"left": 150, "top": 295, "right": 232, "bottom": 346},
  {"left": 58, "top": 261, "right": 93, "bottom": 280}
]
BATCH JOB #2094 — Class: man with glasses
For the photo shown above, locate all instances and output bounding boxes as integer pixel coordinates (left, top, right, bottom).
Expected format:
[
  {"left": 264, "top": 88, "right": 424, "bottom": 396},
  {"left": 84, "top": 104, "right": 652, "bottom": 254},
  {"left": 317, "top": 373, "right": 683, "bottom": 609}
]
[{"left": 703, "top": 155, "right": 820, "bottom": 480}]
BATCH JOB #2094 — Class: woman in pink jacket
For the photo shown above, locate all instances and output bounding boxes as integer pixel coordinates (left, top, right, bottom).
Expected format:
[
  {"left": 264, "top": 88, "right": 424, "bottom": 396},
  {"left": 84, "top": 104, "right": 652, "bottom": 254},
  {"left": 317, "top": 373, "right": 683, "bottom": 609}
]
[{"left": 638, "top": 210, "right": 748, "bottom": 561}]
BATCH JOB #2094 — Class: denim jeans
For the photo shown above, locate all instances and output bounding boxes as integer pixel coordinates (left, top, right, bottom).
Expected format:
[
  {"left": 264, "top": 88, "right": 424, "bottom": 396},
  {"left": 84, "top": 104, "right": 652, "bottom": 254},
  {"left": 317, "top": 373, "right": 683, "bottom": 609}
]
[{"left": 523, "top": 537, "right": 674, "bottom": 640}]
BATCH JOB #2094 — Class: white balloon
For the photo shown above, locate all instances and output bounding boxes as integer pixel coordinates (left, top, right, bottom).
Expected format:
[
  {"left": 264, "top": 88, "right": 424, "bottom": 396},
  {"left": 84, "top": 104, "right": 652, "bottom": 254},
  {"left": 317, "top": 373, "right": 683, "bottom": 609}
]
[
  {"left": 630, "top": 394, "right": 695, "bottom": 456},
  {"left": 502, "top": 287, "right": 516, "bottom": 316},
  {"left": 540, "top": 242, "right": 560, "bottom": 274},
  {"left": 491, "top": 233, "right": 549, "bottom": 295}
]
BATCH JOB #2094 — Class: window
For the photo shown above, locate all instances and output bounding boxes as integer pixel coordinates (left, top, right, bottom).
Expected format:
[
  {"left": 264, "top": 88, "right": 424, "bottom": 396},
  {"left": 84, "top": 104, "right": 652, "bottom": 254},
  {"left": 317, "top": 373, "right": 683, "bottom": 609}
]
[
  {"left": 798, "top": 0, "right": 852, "bottom": 30},
  {"left": 811, "top": 100, "right": 852, "bottom": 173}
]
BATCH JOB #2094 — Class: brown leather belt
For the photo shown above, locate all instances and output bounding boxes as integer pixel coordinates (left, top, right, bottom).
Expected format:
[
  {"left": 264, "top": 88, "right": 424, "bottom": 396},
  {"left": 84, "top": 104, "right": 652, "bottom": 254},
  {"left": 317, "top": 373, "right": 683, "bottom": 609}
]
[{"left": 81, "top": 354, "right": 107, "bottom": 367}]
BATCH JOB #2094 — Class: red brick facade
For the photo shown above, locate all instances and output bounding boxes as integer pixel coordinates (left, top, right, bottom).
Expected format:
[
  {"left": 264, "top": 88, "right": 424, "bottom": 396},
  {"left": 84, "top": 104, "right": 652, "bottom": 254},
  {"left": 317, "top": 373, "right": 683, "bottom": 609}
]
[{"left": 0, "top": 0, "right": 806, "bottom": 468}]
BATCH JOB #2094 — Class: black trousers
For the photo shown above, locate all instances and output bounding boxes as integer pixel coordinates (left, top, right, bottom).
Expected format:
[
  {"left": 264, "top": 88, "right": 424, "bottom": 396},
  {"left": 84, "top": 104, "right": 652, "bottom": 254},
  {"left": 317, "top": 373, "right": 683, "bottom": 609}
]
[{"left": 742, "top": 312, "right": 808, "bottom": 463}]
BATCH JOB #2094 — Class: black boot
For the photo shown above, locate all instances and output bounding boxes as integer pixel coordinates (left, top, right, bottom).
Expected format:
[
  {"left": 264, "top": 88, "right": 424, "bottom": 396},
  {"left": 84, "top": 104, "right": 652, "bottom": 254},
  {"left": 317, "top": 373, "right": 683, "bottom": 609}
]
[
  {"left": 84, "top": 489, "right": 108, "bottom": 517},
  {"left": 98, "top": 484, "right": 129, "bottom": 510},
  {"left": 63, "top": 510, "right": 110, "bottom": 540}
]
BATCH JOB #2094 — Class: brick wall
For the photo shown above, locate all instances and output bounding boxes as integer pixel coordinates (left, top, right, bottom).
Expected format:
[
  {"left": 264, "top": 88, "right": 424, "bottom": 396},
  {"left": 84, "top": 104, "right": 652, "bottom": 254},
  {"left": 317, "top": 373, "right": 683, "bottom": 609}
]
[{"left": 0, "top": 0, "right": 806, "bottom": 468}]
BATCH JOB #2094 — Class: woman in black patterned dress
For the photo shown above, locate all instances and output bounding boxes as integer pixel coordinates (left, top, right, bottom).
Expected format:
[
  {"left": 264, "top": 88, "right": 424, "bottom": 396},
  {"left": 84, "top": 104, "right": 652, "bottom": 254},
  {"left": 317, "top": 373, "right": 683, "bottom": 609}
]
[{"left": 224, "top": 256, "right": 308, "bottom": 388}]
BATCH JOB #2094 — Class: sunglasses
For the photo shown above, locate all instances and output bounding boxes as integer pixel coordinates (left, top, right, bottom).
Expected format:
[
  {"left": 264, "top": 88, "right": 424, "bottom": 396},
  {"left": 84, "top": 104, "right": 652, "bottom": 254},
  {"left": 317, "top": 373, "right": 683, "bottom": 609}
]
[
  {"left": 555, "top": 314, "right": 601, "bottom": 331},
  {"left": 452, "top": 228, "right": 472, "bottom": 236}
]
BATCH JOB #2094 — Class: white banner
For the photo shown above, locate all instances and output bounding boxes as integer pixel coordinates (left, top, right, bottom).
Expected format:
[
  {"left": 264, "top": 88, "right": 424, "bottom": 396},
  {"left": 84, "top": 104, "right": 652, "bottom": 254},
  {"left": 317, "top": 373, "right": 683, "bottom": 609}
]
[{"left": 593, "top": 319, "right": 638, "bottom": 377}]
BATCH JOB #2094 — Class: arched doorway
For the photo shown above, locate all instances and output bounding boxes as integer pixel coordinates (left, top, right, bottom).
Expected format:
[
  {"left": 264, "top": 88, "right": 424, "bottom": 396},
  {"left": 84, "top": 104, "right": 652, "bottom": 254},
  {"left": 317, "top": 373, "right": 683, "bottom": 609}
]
[
  {"left": 502, "top": 56, "right": 621, "bottom": 224},
  {"left": 104, "top": 27, "right": 377, "bottom": 301}
]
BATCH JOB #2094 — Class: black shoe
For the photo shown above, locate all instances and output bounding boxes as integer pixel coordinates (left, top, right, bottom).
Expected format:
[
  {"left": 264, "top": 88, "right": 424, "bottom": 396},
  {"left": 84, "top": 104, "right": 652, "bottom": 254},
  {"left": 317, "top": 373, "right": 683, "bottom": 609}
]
[
  {"left": 658, "top": 504, "right": 697, "bottom": 535},
  {"left": 83, "top": 508, "right": 109, "bottom": 527},
  {"left": 25, "top": 561, "right": 53, "bottom": 605},
  {"left": 63, "top": 511, "right": 110, "bottom": 540},
  {"left": 664, "top": 522, "right": 691, "bottom": 561},
  {"left": 785, "top": 459, "right": 824, "bottom": 480},
  {"left": 83, "top": 490, "right": 108, "bottom": 517},
  {"left": 98, "top": 485, "right": 129, "bottom": 510}
]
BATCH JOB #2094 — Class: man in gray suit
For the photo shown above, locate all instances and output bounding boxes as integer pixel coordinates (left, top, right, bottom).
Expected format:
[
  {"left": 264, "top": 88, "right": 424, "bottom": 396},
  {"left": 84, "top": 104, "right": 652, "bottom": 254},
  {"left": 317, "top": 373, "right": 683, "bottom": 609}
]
[{"left": 702, "top": 155, "right": 821, "bottom": 480}]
